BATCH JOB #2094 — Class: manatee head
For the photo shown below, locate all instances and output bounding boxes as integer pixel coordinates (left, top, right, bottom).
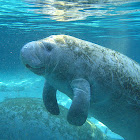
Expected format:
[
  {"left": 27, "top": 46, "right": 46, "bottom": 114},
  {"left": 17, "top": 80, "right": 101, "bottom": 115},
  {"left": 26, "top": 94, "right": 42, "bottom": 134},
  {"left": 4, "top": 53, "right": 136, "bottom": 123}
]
[{"left": 20, "top": 40, "right": 59, "bottom": 76}]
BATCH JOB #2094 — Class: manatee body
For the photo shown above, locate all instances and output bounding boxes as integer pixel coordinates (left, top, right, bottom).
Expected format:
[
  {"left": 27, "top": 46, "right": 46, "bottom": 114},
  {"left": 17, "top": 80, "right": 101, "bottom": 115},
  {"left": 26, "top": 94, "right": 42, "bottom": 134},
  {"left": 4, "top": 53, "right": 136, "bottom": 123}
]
[{"left": 20, "top": 35, "right": 140, "bottom": 140}]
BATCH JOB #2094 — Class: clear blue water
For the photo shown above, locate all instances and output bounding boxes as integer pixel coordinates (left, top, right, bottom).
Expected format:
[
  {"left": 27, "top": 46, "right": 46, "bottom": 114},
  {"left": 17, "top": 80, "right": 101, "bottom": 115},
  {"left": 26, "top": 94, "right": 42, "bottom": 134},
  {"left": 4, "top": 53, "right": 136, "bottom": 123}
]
[{"left": 0, "top": 0, "right": 140, "bottom": 139}]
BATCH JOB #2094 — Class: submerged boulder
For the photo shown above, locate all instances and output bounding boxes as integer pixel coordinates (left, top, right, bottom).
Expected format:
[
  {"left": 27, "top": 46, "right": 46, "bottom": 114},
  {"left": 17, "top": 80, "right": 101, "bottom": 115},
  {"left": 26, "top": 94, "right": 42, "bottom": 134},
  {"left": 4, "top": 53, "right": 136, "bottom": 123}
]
[{"left": 0, "top": 98, "right": 107, "bottom": 140}]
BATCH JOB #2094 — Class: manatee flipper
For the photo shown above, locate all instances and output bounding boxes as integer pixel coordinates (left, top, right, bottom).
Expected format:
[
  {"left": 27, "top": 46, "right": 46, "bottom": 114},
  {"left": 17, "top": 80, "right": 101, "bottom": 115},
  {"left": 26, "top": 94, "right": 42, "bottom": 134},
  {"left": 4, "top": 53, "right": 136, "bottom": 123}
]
[
  {"left": 43, "top": 80, "right": 60, "bottom": 115},
  {"left": 67, "top": 78, "right": 90, "bottom": 126}
]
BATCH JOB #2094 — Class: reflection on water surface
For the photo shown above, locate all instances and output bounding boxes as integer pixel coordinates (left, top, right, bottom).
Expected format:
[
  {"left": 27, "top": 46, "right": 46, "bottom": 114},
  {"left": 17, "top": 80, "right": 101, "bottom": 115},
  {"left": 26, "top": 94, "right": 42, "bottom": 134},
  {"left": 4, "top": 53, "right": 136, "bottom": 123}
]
[{"left": 25, "top": 0, "right": 140, "bottom": 21}]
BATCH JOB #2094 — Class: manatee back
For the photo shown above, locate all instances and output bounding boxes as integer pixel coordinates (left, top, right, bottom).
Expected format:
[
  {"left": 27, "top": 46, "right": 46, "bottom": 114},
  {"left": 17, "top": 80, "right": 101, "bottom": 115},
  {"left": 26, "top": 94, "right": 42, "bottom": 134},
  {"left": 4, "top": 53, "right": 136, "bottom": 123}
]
[{"left": 44, "top": 35, "right": 140, "bottom": 106}]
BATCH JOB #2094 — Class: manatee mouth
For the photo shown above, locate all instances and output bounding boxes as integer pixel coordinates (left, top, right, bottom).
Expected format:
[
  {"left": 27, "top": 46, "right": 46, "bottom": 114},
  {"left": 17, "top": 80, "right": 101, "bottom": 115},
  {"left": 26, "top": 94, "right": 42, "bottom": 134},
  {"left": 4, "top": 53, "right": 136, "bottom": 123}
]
[{"left": 25, "top": 64, "right": 45, "bottom": 75}]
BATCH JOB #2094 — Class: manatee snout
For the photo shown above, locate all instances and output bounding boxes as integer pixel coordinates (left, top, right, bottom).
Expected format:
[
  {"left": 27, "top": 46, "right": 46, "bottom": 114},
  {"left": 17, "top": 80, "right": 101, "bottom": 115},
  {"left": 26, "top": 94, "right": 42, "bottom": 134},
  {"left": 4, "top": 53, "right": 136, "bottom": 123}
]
[
  {"left": 20, "top": 41, "right": 47, "bottom": 75},
  {"left": 20, "top": 41, "right": 45, "bottom": 68}
]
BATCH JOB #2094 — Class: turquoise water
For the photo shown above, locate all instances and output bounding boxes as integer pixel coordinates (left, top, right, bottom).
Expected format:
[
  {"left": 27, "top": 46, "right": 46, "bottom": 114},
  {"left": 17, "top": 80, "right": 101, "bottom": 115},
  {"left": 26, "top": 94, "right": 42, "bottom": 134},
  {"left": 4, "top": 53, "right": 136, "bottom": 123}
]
[{"left": 0, "top": 0, "right": 140, "bottom": 139}]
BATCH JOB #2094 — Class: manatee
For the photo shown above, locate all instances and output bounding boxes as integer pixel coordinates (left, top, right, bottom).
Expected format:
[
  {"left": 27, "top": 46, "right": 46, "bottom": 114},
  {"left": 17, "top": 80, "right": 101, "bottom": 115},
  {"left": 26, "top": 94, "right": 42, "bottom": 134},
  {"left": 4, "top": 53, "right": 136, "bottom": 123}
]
[{"left": 20, "top": 35, "right": 140, "bottom": 140}]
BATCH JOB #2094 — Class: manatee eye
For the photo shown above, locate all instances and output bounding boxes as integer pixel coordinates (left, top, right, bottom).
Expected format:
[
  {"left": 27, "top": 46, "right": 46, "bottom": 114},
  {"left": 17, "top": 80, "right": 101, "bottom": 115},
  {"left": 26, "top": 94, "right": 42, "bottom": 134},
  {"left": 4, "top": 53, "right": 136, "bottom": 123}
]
[
  {"left": 42, "top": 41, "right": 53, "bottom": 52},
  {"left": 46, "top": 44, "right": 53, "bottom": 52},
  {"left": 26, "top": 64, "right": 32, "bottom": 68}
]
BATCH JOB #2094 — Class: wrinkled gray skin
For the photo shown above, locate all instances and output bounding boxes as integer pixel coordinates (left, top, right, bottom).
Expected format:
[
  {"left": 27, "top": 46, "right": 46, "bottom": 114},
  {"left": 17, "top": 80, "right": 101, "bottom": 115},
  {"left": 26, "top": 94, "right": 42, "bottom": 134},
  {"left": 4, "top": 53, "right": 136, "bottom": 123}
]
[{"left": 20, "top": 35, "right": 140, "bottom": 140}]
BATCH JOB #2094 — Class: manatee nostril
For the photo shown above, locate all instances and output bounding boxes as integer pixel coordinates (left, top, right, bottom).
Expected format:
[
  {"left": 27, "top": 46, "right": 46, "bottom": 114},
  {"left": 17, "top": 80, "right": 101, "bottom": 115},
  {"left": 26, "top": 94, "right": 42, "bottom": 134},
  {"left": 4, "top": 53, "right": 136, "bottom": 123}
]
[{"left": 26, "top": 64, "right": 32, "bottom": 69}]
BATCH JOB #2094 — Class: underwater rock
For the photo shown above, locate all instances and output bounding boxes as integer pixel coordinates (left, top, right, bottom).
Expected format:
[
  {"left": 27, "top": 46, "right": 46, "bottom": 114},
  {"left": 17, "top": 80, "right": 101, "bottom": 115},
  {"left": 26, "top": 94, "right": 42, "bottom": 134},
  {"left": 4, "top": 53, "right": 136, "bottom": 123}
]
[{"left": 0, "top": 98, "right": 108, "bottom": 140}]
